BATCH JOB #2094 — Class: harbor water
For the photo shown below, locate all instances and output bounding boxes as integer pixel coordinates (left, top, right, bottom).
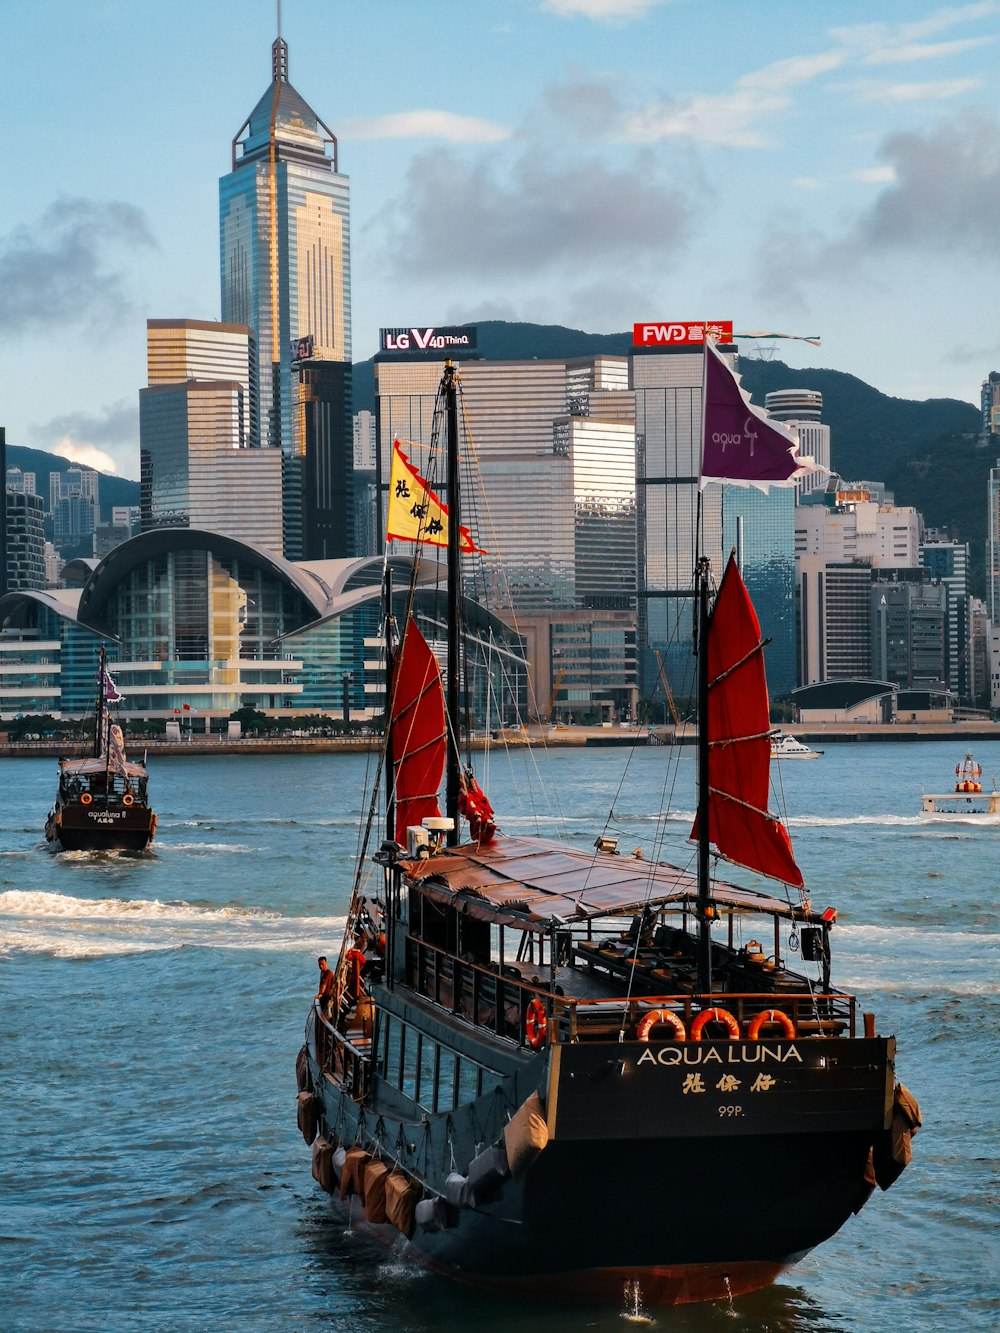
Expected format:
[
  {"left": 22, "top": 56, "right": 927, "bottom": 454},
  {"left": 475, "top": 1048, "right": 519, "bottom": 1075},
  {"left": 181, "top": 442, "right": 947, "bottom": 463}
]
[{"left": 1, "top": 742, "right": 997, "bottom": 1332}]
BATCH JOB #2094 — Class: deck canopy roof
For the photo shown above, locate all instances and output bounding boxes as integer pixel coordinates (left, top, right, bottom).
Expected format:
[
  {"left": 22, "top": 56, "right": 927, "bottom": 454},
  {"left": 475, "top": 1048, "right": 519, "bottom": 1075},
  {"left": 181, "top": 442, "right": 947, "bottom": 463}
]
[
  {"left": 60, "top": 757, "right": 148, "bottom": 778},
  {"left": 403, "top": 836, "right": 817, "bottom": 932}
]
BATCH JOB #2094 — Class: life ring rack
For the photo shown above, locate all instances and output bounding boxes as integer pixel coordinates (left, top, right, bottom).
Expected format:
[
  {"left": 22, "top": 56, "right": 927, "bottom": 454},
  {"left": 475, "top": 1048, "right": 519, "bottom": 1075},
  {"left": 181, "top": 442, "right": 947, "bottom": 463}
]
[
  {"left": 525, "top": 998, "right": 548, "bottom": 1049},
  {"left": 636, "top": 1008, "right": 686, "bottom": 1042},
  {"left": 746, "top": 1008, "right": 796, "bottom": 1040},
  {"left": 689, "top": 1006, "right": 741, "bottom": 1040}
]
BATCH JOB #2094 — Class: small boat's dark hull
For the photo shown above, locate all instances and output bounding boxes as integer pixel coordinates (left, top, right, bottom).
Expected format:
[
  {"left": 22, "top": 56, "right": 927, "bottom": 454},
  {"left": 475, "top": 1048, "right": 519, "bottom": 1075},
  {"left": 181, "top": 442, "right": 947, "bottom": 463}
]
[{"left": 45, "top": 802, "right": 156, "bottom": 852}]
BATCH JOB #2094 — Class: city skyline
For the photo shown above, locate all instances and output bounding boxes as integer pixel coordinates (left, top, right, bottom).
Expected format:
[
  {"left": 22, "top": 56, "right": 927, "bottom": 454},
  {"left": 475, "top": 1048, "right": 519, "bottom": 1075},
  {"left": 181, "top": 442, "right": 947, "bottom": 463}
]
[{"left": 2, "top": 0, "right": 998, "bottom": 480}]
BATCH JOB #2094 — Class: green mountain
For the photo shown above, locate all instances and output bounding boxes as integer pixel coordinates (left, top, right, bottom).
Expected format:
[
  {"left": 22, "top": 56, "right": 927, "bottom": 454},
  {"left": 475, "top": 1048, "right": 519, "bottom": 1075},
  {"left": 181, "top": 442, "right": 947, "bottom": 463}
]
[
  {"left": 355, "top": 321, "right": 987, "bottom": 591},
  {"left": 5, "top": 444, "right": 140, "bottom": 518}
]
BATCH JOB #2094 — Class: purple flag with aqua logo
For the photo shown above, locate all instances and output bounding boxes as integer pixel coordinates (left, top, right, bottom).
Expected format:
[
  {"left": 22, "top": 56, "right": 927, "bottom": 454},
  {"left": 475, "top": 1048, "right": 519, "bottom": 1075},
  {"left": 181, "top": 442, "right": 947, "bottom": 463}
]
[{"left": 700, "top": 338, "right": 819, "bottom": 490}]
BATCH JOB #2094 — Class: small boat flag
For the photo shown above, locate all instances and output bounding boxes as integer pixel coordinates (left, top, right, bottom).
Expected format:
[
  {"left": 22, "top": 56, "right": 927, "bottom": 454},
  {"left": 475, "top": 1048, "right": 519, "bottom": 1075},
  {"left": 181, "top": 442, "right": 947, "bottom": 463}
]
[
  {"left": 103, "top": 667, "right": 124, "bottom": 703},
  {"left": 386, "top": 440, "right": 483, "bottom": 553}
]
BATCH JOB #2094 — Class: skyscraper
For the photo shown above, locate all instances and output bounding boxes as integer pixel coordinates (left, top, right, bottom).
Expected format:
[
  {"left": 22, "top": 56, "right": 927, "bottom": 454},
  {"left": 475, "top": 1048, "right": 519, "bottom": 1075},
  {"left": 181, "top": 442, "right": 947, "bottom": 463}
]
[
  {"left": 139, "top": 319, "right": 283, "bottom": 551},
  {"left": 219, "top": 34, "right": 352, "bottom": 559},
  {"left": 631, "top": 345, "right": 798, "bottom": 705}
]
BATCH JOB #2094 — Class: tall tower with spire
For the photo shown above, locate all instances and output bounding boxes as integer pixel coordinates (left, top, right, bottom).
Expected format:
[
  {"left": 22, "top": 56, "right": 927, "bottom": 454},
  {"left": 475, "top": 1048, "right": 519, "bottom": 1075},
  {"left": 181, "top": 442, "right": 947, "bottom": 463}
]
[{"left": 220, "top": 32, "right": 353, "bottom": 558}]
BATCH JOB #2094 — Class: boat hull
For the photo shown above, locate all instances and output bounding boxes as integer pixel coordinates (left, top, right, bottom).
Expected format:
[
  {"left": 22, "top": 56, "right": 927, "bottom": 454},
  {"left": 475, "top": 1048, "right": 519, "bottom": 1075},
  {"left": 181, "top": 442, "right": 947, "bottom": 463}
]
[
  {"left": 45, "top": 803, "right": 155, "bottom": 851},
  {"left": 305, "top": 1031, "right": 894, "bottom": 1307}
]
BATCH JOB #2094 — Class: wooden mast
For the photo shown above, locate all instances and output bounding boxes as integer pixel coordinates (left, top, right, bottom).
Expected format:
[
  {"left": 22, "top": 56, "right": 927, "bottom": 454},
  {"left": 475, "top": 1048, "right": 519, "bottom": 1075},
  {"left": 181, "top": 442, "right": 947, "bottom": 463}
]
[
  {"left": 443, "top": 362, "right": 461, "bottom": 844},
  {"left": 695, "top": 555, "right": 713, "bottom": 996}
]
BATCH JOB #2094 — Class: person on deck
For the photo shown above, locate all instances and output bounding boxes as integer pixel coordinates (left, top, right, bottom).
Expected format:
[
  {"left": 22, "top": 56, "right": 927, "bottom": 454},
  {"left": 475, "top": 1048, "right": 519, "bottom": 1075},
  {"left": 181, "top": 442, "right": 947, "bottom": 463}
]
[{"left": 315, "top": 956, "right": 336, "bottom": 1015}]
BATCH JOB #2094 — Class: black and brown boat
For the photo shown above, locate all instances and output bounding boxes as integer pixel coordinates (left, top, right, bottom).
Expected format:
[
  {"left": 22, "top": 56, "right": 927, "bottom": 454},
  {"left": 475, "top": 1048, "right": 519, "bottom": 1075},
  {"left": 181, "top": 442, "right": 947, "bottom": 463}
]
[
  {"left": 296, "top": 362, "right": 920, "bottom": 1309},
  {"left": 44, "top": 647, "right": 156, "bottom": 852}
]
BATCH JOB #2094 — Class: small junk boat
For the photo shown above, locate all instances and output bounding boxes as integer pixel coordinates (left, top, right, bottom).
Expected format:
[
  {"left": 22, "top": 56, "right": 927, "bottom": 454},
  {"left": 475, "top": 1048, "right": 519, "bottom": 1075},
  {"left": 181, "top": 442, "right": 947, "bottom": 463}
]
[
  {"left": 44, "top": 648, "right": 156, "bottom": 852},
  {"left": 920, "top": 752, "right": 1000, "bottom": 819},
  {"left": 296, "top": 359, "right": 920, "bottom": 1309},
  {"left": 770, "top": 731, "right": 822, "bottom": 760}
]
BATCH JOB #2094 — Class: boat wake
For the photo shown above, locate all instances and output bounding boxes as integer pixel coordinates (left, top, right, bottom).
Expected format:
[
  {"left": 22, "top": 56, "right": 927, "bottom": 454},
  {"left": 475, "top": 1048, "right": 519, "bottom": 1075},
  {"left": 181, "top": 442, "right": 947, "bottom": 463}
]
[{"left": 0, "top": 889, "right": 346, "bottom": 960}]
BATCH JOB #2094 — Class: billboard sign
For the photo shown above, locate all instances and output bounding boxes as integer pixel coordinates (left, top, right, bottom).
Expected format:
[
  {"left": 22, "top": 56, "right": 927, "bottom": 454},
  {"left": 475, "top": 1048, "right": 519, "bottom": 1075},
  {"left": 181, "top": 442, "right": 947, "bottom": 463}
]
[
  {"left": 379, "top": 326, "right": 477, "bottom": 353},
  {"left": 291, "top": 334, "right": 314, "bottom": 362},
  {"left": 633, "top": 321, "right": 733, "bottom": 347}
]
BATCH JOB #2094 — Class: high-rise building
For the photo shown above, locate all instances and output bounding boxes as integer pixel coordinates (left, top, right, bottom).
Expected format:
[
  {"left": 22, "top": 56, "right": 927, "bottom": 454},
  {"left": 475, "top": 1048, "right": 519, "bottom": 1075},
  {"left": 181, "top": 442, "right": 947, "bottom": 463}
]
[
  {"left": 797, "top": 557, "right": 873, "bottom": 683},
  {"left": 220, "top": 34, "right": 352, "bottom": 558},
  {"left": 981, "top": 371, "right": 1000, "bottom": 439},
  {"left": 147, "top": 319, "right": 258, "bottom": 446},
  {"left": 0, "top": 427, "right": 7, "bottom": 600},
  {"left": 375, "top": 355, "right": 638, "bottom": 720},
  {"left": 795, "top": 492, "right": 920, "bottom": 568},
  {"left": 139, "top": 381, "right": 283, "bottom": 551},
  {"left": 919, "top": 534, "right": 969, "bottom": 695},
  {"left": 5, "top": 491, "right": 46, "bottom": 590},
  {"left": 6, "top": 467, "right": 36, "bottom": 495},
  {"left": 631, "top": 345, "right": 798, "bottom": 704},
  {"left": 140, "top": 320, "right": 283, "bottom": 551},
  {"left": 764, "top": 388, "right": 831, "bottom": 502}
]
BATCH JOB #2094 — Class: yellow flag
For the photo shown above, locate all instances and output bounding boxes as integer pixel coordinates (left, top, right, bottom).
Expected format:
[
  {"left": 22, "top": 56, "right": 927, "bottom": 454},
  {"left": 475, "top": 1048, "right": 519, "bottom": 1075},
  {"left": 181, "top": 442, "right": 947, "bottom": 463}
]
[{"left": 386, "top": 439, "right": 483, "bottom": 553}]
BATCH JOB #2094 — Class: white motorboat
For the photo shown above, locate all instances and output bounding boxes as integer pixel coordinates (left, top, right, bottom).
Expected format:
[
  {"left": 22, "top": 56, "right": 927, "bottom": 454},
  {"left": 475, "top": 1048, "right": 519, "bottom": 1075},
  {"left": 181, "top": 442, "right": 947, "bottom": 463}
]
[{"left": 770, "top": 732, "right": 823, "bottom": 760}]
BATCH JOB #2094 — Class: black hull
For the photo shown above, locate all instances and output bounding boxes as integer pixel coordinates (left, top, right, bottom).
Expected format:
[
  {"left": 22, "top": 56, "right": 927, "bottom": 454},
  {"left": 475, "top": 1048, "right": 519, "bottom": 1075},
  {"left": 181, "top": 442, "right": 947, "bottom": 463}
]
[
  {"left": 304, "top": 1022, "right": 895, "bottom": 1306},
  {"left": 45, "top": 804, "right": 155, "bottom": 852}
]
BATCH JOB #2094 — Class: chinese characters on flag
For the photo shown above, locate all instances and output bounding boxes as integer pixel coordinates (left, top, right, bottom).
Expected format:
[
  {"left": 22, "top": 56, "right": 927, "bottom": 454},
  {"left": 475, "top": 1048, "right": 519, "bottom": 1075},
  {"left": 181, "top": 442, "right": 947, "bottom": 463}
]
[{"left": 386, "top": 440, "right": 483, "bottom": 552}]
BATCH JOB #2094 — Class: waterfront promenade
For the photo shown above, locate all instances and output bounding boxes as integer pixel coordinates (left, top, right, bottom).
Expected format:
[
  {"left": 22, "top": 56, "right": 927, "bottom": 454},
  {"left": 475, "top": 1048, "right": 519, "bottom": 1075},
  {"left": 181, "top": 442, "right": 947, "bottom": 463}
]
[{"left": 2, "top": 719, "right": 998, "bottom": 758}]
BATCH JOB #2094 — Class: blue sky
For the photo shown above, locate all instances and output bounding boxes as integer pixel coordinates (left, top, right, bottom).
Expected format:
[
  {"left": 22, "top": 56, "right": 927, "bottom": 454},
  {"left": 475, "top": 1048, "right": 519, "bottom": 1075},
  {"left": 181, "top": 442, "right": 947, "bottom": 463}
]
[{"left": 2, "top": 0, "right": 998, "bottom": 479}]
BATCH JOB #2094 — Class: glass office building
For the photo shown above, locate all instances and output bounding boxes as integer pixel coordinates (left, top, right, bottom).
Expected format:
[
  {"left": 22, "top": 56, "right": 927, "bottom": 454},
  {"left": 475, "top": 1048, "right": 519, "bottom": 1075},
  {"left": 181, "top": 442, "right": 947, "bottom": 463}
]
[
  {"left": 374, "top": 356, "right": 638, "bottom": 719},
  {"left": 0, "top": 533, "right": 523, "bottom": 722},
  {"left": 220, "top": 37, "right": 351, "bottom": 458},
  {"left": 632, "top": 345, "right": 797, "bottom": 707}
]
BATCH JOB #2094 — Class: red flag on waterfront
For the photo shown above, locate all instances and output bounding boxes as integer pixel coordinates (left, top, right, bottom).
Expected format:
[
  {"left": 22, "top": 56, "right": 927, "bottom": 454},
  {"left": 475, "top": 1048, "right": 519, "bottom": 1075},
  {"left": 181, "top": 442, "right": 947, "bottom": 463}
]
[{"left": 700, "top": 338, "right": 820, "bottom": 490}]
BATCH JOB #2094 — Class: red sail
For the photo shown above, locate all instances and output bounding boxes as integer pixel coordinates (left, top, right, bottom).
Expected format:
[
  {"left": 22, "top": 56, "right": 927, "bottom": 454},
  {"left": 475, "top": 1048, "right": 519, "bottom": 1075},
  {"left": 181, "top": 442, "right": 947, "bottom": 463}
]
[
  {"left": 691, "top": 554, "right": 804, "bottom": 888},
  {"left": 390, "top": 618, "right": 447, "bottom": 846}
]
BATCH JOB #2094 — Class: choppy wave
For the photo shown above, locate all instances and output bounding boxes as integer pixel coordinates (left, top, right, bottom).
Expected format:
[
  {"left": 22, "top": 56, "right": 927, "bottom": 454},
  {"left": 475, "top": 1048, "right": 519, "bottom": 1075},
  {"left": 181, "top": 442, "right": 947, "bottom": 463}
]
[{"left": 0, "top": 889, "right": 346, "bottom": 960}]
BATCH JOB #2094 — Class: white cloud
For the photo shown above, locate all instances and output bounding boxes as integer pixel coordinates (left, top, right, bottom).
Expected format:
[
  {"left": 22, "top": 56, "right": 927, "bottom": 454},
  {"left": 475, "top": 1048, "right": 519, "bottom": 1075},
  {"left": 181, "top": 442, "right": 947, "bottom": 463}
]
[
  {"left": 51, "top": 439, "right": 118, "bottom": 475},
  {"left": 853, "top": 77, "right": 980, "bottom": 102},
  {"left": 852, "top": 166, "right": 898, "bottom": 183},
  {"left": 344, "top": 110, "right": 511, "bottom": 144},
  {"left": 619, "top": 50, "right": 846, "bottom": 148},
  {"left": 542, "top": 0, "right": 668, "bottom": 20},
  {"left": 792, "top": 178, "right": 824, "bottom": 191},
  {"left": 861, "top": 36, "right": 994, "bottom": 64}
]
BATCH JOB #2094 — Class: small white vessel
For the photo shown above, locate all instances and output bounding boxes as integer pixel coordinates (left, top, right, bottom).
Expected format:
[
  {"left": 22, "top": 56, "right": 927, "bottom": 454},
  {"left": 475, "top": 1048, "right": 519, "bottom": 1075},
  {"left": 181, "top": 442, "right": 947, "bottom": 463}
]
[
  {"left": 770, "top": 731, "right": 823, "bottom": 760},
  {"left": 920, "top": 752, "right": 1000, "bottom": 818}
]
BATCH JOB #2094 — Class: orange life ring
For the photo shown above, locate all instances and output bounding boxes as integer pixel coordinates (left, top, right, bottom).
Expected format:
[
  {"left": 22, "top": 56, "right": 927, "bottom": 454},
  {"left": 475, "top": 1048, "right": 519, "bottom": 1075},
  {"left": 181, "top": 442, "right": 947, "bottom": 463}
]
[
  {"left": 636, "top": 1009, "right": 686, "bottom": 1042},
  {"left": 690, "top": 1007, "right": 740, "bottom": 1040},
  {"left": 80, "top": 792, "right": 93, "bottom": 805},
  {"left": 122, "top": 793, "right": 134, "bottom": 807},
  {"left": 525, "top": 998, "right": 548, "bottom": 1049},
  {"left": 747, "top": 1008, "right": 796, "bottom": 1040}
]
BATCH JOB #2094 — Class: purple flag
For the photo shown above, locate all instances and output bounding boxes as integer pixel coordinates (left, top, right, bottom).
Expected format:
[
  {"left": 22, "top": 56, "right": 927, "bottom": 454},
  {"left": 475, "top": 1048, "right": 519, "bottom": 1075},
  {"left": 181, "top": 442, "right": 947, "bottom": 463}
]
[
  {"left": 103, "top": 669, "right": 124, "bottom": 703},
  {"left": 700, "top": 338, "right": 819, "bottom": 490}
]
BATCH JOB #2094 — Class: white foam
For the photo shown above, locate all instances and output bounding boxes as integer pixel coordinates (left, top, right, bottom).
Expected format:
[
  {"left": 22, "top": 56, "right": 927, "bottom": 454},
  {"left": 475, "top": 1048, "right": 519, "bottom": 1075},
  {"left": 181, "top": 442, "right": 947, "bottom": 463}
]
[{"left": 0, "top": 889, "right": 347, "bottom": 960}]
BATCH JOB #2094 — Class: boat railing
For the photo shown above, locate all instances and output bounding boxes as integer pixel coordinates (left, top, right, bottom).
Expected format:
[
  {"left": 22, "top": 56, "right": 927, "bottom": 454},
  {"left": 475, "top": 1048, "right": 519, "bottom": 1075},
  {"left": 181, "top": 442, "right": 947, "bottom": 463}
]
[
  {"left": 560, "top": 991, "right": 855, "bottom": 1041},
  {"left": 403, "top": 938, "right": 855, "bottom": 1045},
  {"left": 312, "top": 1003, "right": 372, "bottom": 1097}
]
